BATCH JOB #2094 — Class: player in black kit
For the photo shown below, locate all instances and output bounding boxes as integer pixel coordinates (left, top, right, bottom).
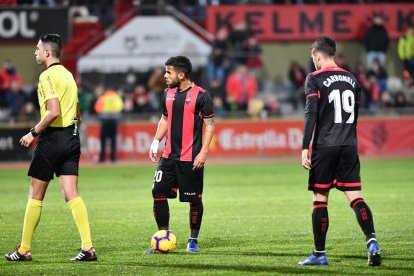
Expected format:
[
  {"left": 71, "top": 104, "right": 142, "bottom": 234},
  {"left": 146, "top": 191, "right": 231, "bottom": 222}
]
[{"left": 298, "top": 36, "right": 381, "bottom": 266}]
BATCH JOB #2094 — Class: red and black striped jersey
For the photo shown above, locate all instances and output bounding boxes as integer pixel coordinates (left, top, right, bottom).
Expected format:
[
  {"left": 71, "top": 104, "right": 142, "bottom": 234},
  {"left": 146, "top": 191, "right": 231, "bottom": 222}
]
[
  {"left": 302, "top": 66, "right": 361, "bottom": 150},
  {"left": 162, "top": 84, "right": 215, "bottom": 161}
]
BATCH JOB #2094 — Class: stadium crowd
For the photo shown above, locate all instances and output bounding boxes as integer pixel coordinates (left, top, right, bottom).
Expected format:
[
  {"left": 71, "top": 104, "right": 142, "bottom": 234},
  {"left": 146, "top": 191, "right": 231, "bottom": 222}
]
[{"left": 1, "top": 1, "right": 414, "bottom": 124}]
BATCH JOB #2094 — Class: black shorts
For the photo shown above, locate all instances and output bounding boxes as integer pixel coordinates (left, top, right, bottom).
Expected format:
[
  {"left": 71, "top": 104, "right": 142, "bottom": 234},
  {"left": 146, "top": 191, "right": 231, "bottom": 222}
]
[
  {"left": 152, "top": 157, "right": 204, "bottom": 202},
  {"left": 308, "top": 145, "right": 361, "bottom": 193},
  {"left": 28, "top": 126, "right": 80, "bottom": 182}
]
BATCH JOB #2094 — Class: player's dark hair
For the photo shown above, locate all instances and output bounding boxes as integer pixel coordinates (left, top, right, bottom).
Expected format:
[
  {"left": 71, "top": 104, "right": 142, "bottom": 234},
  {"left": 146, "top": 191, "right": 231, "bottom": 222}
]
[
  {"left": 311, "top": 36, "right": 336, "bottom": 57},
  {"left": 39, "top": 34, "right": 63, "bottom": 58},
  {"left": 165, "top": 56, "right": 192, "bottom": 77}
]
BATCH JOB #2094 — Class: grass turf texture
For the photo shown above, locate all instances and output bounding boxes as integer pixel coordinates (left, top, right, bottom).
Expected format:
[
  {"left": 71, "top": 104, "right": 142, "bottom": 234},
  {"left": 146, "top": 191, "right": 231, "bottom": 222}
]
[{"left": 0, "top": 158, "right": 413, "bottom": 275}]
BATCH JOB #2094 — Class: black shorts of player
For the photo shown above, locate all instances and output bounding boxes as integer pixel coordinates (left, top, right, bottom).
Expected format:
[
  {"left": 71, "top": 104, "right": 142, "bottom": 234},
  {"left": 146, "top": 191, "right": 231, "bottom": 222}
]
[
  {"left": 28, "top": 126, "right": 80, "bottom": 182},
  {"left": 152, "top": 157, "right": 203, "bottom": 202},
  {"left": 308, "top": 145, "right": 361, "bottom": 193}
]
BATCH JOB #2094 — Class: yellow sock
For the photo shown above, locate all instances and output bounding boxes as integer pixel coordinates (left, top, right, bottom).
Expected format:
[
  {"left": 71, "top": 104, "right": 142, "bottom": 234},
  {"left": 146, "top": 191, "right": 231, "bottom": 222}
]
[
  {"left": 67, "top": 197, "right": 93, "bottom": 250},
  {"left": 19, "top": 199, "right": 43, "bottom": 254}
]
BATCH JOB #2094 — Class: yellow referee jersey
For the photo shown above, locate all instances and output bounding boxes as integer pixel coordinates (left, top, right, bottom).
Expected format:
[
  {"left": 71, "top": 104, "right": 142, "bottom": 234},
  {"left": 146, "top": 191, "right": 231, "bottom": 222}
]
[{"left": 37, "top": 63, "right": 78, "bottom": 127}]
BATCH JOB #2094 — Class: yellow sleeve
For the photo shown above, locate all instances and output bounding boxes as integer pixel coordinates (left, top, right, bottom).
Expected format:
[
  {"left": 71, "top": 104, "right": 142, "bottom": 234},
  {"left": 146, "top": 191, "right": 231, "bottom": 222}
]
[
  {"left": 39, "top": 72, "right": 59, "bottom": 102},
  {"left": 115, "top": 95, "right": 124, "bottom": 112},
  {"left": 408, "top": 35, "right": 414, "bottom": 59}
]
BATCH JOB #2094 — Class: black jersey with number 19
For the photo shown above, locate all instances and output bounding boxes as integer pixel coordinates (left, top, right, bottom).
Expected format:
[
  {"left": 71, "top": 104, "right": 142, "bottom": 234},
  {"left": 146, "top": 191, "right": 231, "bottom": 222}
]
[
  {"left": 302, "top": 66, "right": 361, "bottom": 150},
  {"left": 162, "top": 84, "right": 215, "bottom": 162}
]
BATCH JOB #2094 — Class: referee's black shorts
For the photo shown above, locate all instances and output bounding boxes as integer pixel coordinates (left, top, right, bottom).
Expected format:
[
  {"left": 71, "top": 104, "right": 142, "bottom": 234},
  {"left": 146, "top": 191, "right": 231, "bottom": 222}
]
[
  {"left": 308, "top": 145, "right": 361, "bottom": 193},
  {"left": 152, "top": 157, "right": 204, "bottom": 202},
  {"left": 28, "top": 126, "right": 80, "bottom": 182}
]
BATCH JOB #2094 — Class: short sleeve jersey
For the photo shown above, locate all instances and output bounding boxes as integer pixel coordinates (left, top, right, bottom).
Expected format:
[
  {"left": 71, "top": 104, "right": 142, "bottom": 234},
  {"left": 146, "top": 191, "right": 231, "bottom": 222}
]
[
  {"left": 302, "top": 66, "right": 361, "bottom": 150},
  {"left": 37, "top": 63, "right": 78, "bottom": 127},
  {"left": 161, "top": 84, "right": 215, "bottom": 162}
]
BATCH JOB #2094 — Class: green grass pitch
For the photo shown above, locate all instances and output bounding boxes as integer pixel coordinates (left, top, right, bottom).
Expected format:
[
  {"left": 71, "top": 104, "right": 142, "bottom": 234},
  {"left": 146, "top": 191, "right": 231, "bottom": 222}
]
[{"left": 0, "top": 158, "right": 413, "bottom": 275}]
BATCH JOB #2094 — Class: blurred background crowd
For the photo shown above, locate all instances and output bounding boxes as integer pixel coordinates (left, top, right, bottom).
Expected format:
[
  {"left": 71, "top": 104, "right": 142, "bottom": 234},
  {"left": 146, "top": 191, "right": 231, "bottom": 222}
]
[{"left": 1, "top": 0, "right": 414, "bottom": 125}]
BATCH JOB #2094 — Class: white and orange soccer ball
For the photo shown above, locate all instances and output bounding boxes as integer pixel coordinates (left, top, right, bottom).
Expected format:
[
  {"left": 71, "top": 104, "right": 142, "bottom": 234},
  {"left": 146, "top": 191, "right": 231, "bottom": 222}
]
[{"left": 150, "top": 230, "right": 177, "bottom": 253}]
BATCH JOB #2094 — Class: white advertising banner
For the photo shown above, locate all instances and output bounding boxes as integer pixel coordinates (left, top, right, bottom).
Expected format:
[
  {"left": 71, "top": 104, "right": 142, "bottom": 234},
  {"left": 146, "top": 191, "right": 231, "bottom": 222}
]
[{"left": 77, "top": 16, "right": 211, "bottom": 73}]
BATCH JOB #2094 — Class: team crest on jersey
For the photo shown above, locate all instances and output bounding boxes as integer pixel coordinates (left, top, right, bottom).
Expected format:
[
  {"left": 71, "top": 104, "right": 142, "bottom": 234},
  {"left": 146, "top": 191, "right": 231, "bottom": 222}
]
[{"left": 185, "top": 97, "right": 191, "bottom": 104}]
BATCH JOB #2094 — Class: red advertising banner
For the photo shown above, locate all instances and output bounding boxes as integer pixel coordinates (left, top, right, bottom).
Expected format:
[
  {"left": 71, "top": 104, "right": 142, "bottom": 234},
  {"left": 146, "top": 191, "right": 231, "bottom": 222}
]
[
  {"left": 357, "top": 117, "right": 414, "bottom": 155},
  {"left": 206, "top": 4, "right": 414, "bottom": 41},
  {"left": 83, "top": 118, "right": 414, "bottom": 161}
]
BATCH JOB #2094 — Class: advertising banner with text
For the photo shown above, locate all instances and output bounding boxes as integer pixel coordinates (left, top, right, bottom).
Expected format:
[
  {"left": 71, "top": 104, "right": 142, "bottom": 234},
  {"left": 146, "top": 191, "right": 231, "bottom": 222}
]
[
  {"left": 83, "top": 118, "right": 414, "bottom": 161},
  {"left": 0, "top": 127, "right": 32, "bottom": 161},
  {"left": 0, "top": 8, "right": 69, "bottom": 41},
  {"left": 207, "top": 4, "right": 414, "bottom": 41}
]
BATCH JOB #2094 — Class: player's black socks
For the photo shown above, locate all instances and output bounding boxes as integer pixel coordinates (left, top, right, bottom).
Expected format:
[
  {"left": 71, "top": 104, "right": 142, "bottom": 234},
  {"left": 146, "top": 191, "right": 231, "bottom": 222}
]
[
  {"left": 189, "top": 201, "right": 203, "bottom": 239},
  {"left": 312, "top": 201, "right": 329, "bottom": 252},
  {"left": 153, "top": 199, "right": 169, "bottom": 230},
  {"left": 350, "top": 198, "right": 376, "bottom": 241}
]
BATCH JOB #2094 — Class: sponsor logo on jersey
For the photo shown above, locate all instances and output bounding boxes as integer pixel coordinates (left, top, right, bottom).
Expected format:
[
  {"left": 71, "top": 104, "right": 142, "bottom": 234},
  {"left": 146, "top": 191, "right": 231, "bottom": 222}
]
[{"left": 47, "top": 76, "right": 56, "bottom": 94}]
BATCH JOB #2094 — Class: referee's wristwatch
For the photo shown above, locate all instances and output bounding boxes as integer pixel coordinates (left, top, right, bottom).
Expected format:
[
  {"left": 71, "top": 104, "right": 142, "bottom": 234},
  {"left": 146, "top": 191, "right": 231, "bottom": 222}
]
[{"left": 30, "top": 127, "right": 39, "bottom": 137}]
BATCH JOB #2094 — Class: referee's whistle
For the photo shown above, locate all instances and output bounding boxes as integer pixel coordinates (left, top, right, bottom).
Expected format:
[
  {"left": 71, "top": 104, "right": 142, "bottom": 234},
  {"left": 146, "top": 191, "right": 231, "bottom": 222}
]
[{"left": 73, "top": 118, "right": 78, "bottom": 136}]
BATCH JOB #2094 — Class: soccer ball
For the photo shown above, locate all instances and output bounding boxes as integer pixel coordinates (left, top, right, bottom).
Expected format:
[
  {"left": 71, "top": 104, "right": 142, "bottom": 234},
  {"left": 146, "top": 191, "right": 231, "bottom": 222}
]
[{"left": 150, "top": 230, "right": 177, "bottom": 253}]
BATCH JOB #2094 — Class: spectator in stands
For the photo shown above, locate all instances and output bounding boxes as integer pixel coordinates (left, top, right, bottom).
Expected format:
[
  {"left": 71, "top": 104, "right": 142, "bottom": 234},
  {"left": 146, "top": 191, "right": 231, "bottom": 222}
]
[
  {"left": 27, "top": 83, "right": 40, "bottom": 112},
  {"left": 78, "top": 85, "right": 91, "bottom": 115},
  {"left": 0, "top": 82, "right": 5, "bottom": 108},
  {"left": 394, "top": 91, "right": 408, "bottom": 108},
  {"left": 264, "top": 94, "right": 280, "bottom": 115},
  {"left": 288, "top": 61, "right": 307, "bottom": 110},
  {"left": 229, "top": 20, "right": 253, "bottom": 67},
  {"left": 401, "top": 75, "right": 414, "bottom": 106},
  {"left": 88, "top": 1, "right": 114, "bottom": 28},
  {"left": 212, "top": 95, "right": 226, "bottom": 116},
  {"left": 89, "top": 84, "right": 105, "bottom": 115},
  {"left": 335, "top": 53, "right": 351, "bottom": 72},
  {"left": 397, "top": 26, "right": 414, "bottom": 82},
  {"left": 94, "top": 89, "right": 124, "bottom": 163},
  {"left": 381, "top": 90, "right": 393, "bottom": 109},
  {"left": 354, "top": 62, "right": 371, "bottom": 109},
  {"left": 366, "top": 74, "right": 381, "bottom": 112},
  {"left": 367, "top": 58, "right": 388, "bottom": 93},
  {"left": 17, "top": 82, "right": 41, "bottom": 124},
  {"left": 247, "top": 98, "right": 264, "bottom": 118},
  {"left": 226, "top": 64, "right": 257, "bottom": 111},
  {"left": 208, "top": 26, "right": 230, "bottom": 86},
  {"left": 363, "top": 14, "right": 389, "bottom": 68},
  {"left": 29, "top": 0, "right": 62, "bottom": 6},
  {"left": 6, "top": 80, "right": 28, "bottom": 123},
  {"left": 130, "top": 84, "right": 153, "bottom": 113},
  {"left": 116, "top": 87, "right": 127, "bottom": 105},
  {"left": 0, "top": 59, "right": 23, "bottom": 91},
  {"left": 241, "top": 37, "right": 263, "bottom": 77},
  {"left": 147, "top": 67, "right": 167, "bottom": 111},
  {"left": 136, "top": 0, "right": 160, "bottom": 15},
  {"left": 176, "top": 0, "right": 206, "bottom": 24},
  {"left": 0, "top": 59, "right": 23, "bottom": 107}
]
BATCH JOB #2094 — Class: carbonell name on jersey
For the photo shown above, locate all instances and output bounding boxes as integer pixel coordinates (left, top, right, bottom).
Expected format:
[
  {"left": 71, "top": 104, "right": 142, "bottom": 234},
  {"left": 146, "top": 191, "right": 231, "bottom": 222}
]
[{"left": 323, "top": 75, "right": 355, "bottom": 88}]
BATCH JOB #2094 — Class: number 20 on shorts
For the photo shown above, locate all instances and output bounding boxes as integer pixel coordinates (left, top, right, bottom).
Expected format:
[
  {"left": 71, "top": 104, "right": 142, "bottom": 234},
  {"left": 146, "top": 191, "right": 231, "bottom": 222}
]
[{"left": 154, "top": 170, "right": 163, "bottom": 183}]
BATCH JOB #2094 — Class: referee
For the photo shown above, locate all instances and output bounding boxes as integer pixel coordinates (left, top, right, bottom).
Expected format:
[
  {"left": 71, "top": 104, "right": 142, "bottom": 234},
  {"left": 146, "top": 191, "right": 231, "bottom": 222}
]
[{"left": 5, "top": 34, "right": 97, "bottom": 262}]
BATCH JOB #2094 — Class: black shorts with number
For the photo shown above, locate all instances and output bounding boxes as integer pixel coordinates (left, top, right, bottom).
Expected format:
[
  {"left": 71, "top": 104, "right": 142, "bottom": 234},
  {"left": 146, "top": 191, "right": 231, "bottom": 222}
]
[
  {"left": 28, "top": 126, "right": 80, "bottom": 182},
  {"left": 152, "top": 157, "right": 204, "bottom": 202},
  {"left": 308, "top": 145, "right": 361, "bottom": 193}
]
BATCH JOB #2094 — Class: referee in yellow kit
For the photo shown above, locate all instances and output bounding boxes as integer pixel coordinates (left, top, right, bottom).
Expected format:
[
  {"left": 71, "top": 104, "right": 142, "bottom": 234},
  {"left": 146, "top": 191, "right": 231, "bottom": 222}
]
[{"left": 5, "top": 34, "right": 97, "bottom": 262}]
